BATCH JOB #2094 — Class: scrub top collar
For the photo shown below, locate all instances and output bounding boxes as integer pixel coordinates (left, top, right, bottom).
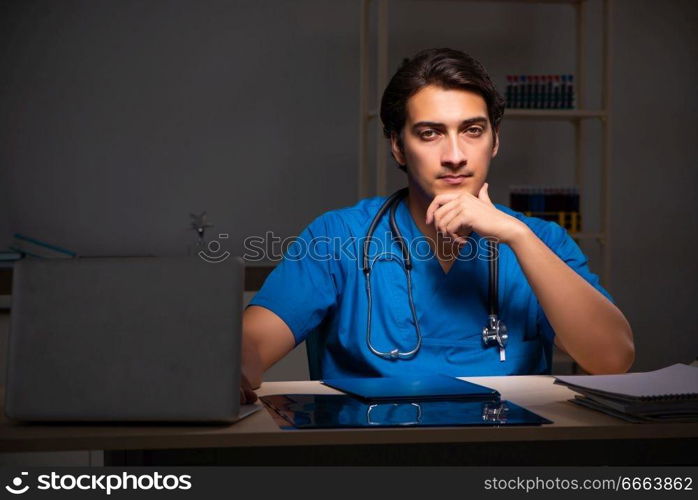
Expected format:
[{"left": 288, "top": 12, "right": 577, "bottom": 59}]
[{"left": 393, "top": 194, "right": 486, "bottom": 274}]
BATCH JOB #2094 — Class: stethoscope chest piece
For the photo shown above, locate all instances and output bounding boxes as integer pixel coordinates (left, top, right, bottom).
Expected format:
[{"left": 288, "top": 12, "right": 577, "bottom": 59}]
[{"left": 482, "top": 314, "right": 508, "bottom": 361}]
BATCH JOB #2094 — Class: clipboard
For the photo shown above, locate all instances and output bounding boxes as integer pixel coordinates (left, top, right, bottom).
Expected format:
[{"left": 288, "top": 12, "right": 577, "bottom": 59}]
[{"left": 321, "top": 374, "right": 499, "bottom": 401}]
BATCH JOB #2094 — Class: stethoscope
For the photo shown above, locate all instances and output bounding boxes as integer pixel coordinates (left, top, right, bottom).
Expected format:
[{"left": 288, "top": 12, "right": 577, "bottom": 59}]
[{"left": 363, "top": 188, "right": 508, "bottom": 362}]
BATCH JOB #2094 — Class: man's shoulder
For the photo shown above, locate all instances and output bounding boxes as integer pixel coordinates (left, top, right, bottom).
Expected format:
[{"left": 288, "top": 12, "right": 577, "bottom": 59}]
[{"left": 308, "top": 195, "right": 389, "bottom": 235}]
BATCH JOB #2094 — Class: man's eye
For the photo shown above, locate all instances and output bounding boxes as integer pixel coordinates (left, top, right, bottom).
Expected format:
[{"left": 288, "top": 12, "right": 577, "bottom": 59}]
[
  {"left": 419, "top": 130, "right": 438, "bottom": 139},
  {"left": 466, "top": 127, "right": 483, "bottom": 136}
]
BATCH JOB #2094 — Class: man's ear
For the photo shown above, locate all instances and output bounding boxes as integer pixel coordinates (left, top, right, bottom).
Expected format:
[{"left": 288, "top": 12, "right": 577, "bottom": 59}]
[
  {"left": 491, "top": 128, "right": 500, "bottom": 158},
  {"left": 390, "top": 131, "right": 406, "bottom": 167}
]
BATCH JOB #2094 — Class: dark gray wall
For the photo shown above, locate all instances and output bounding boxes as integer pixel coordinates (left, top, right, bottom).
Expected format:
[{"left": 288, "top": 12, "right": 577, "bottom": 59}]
[
  {"left": 0, "top": 0, "right": 359, "bottom": 256},
  {"left": 0, "top": 0, "right": 696, "bottom": 376},
  {"left": 611, "top": 0, "right": 697, "bottom": 370},
  {"left": 383, "top": 0, "right": 698, "bottom": 371}
]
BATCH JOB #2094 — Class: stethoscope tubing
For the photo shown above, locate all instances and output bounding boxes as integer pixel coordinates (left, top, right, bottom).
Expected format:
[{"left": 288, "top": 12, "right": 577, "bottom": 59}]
[{"left": 363, "top": 188, "right": 504, "bottom": 360}]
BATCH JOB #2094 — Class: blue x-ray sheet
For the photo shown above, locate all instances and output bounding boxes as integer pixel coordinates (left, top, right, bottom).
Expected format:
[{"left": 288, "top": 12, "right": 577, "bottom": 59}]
[{"left": 261, "top": 394, "right": 552, "bottom": 429}]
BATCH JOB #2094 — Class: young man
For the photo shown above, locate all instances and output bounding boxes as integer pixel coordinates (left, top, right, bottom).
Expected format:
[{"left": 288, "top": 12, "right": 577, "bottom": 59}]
[{"left": 240, "top": 48, "right": 633, "bottom": 404}]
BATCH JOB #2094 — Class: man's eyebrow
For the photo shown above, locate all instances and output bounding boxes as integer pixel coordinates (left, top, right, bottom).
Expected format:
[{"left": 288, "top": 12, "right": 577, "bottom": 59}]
[{"left": 412, "top": 117, "right": 489, "bottom": 129}]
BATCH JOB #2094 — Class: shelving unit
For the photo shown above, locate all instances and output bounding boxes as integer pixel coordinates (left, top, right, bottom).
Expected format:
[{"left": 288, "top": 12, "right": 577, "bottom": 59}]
[
  {"left": 358, "top": 0, "right": 612, "bottom": 288},
  {"left": 504, "top": 109, "right": 607, "bottom": 120}
]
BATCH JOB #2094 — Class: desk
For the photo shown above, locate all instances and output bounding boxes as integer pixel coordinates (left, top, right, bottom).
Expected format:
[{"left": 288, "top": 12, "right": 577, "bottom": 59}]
[{"left": 1, "top": 377, "right": 696, "bottom": 465}]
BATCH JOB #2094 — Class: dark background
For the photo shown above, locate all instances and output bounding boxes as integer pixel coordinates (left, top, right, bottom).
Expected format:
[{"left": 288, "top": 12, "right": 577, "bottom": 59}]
[{"left": 0, "top": 0, "right": 695, "bottom": 385}]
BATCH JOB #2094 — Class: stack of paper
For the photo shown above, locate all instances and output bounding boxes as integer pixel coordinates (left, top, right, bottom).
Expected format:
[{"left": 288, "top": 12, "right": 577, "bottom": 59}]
[{"left": 554, "top": 363, "right": 698, "bottom": 423}]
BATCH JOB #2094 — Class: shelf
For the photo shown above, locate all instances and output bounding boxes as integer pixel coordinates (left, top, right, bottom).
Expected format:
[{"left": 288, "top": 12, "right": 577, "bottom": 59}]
[
  {"left": 359, "top": 0, "right": 613, "bottom": 289},
  {"left": 436, "top": 0, "right": 585, "bottom": 4},
  {"left": 366, "top": 109, "right": 607, "bottom": 122},
  {"left": 570, "top": 232, "right": 606, "bottom": 242},
  {"left": 505, "top": 109, "right": 607, "bottom": 121},
  {"left": 447, "top": 1, "right": 584, "bottom": 4}
]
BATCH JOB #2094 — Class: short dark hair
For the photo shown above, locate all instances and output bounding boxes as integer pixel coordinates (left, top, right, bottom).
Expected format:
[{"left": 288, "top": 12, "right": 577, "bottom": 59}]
[{"left": 380, "top": 48, "right": 505, "bottom": 170}]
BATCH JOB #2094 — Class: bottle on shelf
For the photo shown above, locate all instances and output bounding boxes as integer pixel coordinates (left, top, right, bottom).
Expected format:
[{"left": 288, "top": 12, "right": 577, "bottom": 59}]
[
  {"left": 509, "top": 185, "right": 581, "bottom": 233},
  {"left": 504, "top": 74, "right": 575, "bottom": 110}
]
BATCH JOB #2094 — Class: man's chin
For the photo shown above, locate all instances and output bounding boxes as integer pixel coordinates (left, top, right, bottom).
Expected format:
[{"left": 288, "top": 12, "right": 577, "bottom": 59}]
[{"left": 433, "top": 183, "right": 477, "bottom": 197}]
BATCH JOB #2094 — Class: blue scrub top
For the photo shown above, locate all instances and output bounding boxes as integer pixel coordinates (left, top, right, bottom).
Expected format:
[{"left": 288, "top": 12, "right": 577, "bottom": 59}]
[{"left": 249, "top": 195, "right": 614, "bottom": 379}]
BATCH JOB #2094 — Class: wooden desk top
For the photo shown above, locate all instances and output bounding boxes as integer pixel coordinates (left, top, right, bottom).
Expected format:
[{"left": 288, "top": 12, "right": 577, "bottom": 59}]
[{"left": 2, "top": 376, "right": 697, "bottom": 453}]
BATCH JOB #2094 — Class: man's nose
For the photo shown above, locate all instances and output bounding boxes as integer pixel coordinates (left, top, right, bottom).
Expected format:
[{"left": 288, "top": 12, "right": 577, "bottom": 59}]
[{"left": 441, "top": 134, "right": 467, "bottom": 170}]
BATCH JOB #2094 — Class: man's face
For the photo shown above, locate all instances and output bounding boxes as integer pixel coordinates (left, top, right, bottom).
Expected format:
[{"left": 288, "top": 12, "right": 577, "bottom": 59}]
[{"left": 391, "top": 85, "right": 499, "bottom": 200}]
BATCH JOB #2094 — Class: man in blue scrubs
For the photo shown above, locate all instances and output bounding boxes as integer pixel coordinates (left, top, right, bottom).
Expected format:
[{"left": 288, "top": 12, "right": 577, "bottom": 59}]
[{"left": 240, "top": 48, "right": 634, "bottom": 404}]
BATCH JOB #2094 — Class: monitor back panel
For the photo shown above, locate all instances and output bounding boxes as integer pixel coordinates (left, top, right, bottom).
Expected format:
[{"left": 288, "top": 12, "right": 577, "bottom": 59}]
[{"left": 5, "top": 256, "right": 243, "bottom": 422}]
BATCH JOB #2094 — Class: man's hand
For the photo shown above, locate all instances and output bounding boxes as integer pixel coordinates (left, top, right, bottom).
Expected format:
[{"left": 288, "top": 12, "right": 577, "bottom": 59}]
[
  {"left": 240, "top": 372, "right": 258, "bottom": 405},
  {"left": 425, "top": 183, "right": 525, "bottom": 245}
]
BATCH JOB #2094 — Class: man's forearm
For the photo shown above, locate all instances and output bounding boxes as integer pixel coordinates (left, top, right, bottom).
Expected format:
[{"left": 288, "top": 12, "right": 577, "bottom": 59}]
[
  {"left": 241, "top": 305, "right": 297, "bottom": 389},
  {"left": 241, "top": 335, "right": 264, "bottom": 389},
  {"left": 506, "top": 225, "right": 634, "bottom": 374}
]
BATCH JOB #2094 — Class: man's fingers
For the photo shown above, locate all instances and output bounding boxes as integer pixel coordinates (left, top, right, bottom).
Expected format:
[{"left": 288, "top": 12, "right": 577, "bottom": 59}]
[
  {"left": 239, "top": 372, "right": 258, "bottom": 404},
  {"left": 426, "top": 193, "right": 459, "bottom": 224},
  {"left": 435, "top": 205, "right": 462, "bottom": 235},
  {"left": 240, "top": 386, "right": 258, "bottom": 404},
  {"left": 244, "top": 388, "right": 258, "bottom": 404},
  {"left": 428, "top": 198, "right": 459, "bottom": 226},
  {"left": 445, "top": 216, "right": 470, "bottom": 242}
]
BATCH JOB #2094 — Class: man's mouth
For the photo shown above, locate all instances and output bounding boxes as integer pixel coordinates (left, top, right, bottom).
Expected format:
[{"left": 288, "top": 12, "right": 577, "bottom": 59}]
[{"left": 439, "top": 174, "right": 472, "bottom": 184}]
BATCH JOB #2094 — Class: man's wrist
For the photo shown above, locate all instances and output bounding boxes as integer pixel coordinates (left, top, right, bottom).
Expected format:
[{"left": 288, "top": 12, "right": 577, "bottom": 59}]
[{"left": 500, "top": 219, "right": 532, "bottom": 246}]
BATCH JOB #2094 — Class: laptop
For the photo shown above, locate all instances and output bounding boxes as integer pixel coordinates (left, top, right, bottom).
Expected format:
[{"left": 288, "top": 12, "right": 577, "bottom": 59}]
[{"left": 4, "top": 256, "right": 260, "bottom": 423}]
